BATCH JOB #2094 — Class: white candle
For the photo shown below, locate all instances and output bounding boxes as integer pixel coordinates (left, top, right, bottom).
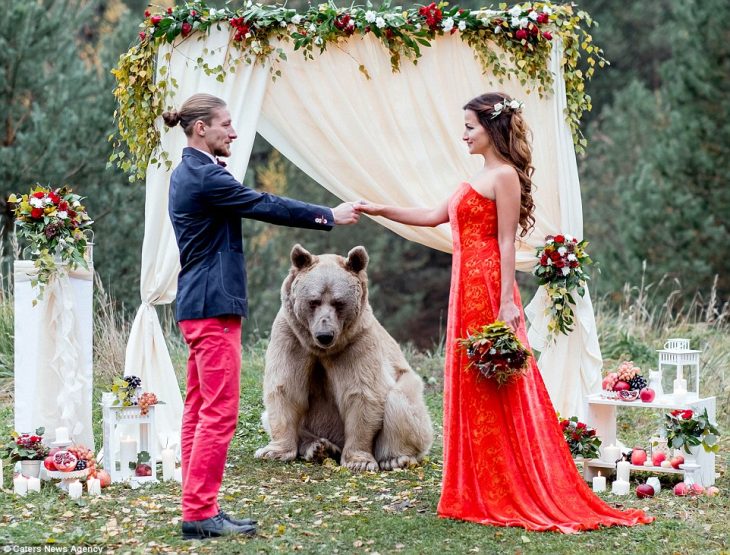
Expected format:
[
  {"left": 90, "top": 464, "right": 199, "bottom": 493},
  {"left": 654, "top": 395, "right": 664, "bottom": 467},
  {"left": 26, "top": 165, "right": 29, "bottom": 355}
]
[
  {"left": 55, "top": 427, "right": 70, "bottom": 443},
  {"left": 87, "top": 478, "right": 101, "bottom": 496},
  {"left": 173, "top": 467, "right": 183, "bottom": 483},
  {"left": 13, "top": 474, "right": 28, "bottom": 496},
  {"left": 592, "top": 471, "right": 606, "bottom": 493},
  {"left": 27, "top": 476, "right": 41, "bottom": 493},
  {"left": 120, "top": 436, "right": 138, "bottom": 479},
  {"left": 161, "top": 448, "right": 176, "bottom": 482},
  {"left": 646, "top": 477, "right": 661, "bottom": 494},
  {"left": 68, "top": 480, "right": 83, "bottom": 499},
  {"left": 101, "top": 392, "right": 116, "bottom": 407},
  {"left": 616, "top": 459, "right": 631, "bottom": 483},
  {"left": 602, "top": 444, "right": 621, "bottom": 463},
  {"left": 611, "top": 480, "right": 630, "bottom": 495}
]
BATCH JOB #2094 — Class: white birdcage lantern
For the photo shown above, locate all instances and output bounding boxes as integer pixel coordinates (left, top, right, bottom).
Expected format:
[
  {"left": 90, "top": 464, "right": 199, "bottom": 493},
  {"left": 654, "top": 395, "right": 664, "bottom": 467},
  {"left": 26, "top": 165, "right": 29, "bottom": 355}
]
[
  {"left": 657, "top": 338, "right": 701, "bottom": 402},
  {"left": 102, "top": 395, "right": 158, "bottom": 483}
]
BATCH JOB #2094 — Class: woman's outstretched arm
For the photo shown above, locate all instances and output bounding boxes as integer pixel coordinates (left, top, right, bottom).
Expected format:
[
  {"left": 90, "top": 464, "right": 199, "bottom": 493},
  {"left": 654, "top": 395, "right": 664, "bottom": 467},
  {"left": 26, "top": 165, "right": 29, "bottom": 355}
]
[{"left": 356, "top": 199, "right": 449, "bottom": 227}]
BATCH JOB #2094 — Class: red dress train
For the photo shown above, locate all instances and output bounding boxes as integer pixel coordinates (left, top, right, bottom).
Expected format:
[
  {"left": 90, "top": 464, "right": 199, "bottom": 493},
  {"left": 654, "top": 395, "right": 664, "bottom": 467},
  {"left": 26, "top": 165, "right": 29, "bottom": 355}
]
[{"left": 436, "top": 183, "right": 653, "bottom": 533}]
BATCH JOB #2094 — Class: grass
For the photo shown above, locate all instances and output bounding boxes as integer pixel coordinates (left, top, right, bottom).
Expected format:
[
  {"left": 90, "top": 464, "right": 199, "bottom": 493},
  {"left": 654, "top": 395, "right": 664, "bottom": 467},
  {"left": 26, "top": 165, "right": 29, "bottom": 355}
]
[{"left": 0, "top": 277, "right": 728, "bottom": 553}]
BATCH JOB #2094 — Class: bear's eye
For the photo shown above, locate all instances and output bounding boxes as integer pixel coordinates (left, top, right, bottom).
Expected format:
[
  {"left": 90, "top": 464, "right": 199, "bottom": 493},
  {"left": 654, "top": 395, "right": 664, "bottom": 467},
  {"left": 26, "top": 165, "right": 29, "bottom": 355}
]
[
  {"left": 309, "top": 300, "right": 321, "bottom": 309},
  {"left": 331, "top": 300, "right": 345, "bottom": 311}
]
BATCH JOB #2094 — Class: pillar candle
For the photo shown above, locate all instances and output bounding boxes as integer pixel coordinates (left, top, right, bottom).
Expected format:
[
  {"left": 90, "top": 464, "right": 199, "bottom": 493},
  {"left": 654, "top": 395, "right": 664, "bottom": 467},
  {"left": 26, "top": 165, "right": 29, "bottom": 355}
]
[
  {"left": 611, "top": 480, "right": 630, "bottom": 495},
  {"left": 173, "top": 467, "right": 183, "bottom": 483},
  {"left": 55, "top": 427, "right": 70, "bottom": 443},
  {"left": 602, "top": 444, "right": 621, "bottom": 463},
  {"left": 161, "top": 448, "right": 175, "bottom": 482},
  {"left": 68, "top": 480, "right": 83, "bottom": 499},
  {"left": 120, "top": 436, "right": 138, "bottom": 479},
  {"left": 616, "top": 459, "right": 631, "bottom": 483},
  {"left": 27, "top": 476, "right": 41, "bottom": 493},
  {"left": 87, "top": 478, "right": 101, "bottom": 496},
  {"left": 13, "top": 474, "right": 28, "bottom": 496},
  {"left": 592, "top": 471, "right": 606, "bottom": 493}
]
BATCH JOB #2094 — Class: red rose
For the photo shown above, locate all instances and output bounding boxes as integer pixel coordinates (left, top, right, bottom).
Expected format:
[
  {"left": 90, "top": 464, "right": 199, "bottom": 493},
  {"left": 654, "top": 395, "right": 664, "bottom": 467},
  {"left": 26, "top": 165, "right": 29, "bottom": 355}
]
[
  {"left": 542, "top": 31, "right": 553, "bottom": 40},
  {"left": 144, "top": 9, "right": 150, "bottom": 18},
  {"left": 537, "top": 12, "right": 549, "bottom": 24},
  {"left": 139, "top": 31, "right": 146, "bottom": 41},
  {"left": 68, "top": 210, "right": 77, "bottom": 218},
  {"left": 31, "top": 208, "right": 43, "bottom": 219},
  {"left": 334, "top": 14, "right": 351, "bottom": 30},
  {"left": 32, "top": 191, "right": 45, "bottom": 199},
  {"left": 190, "top": 10, "right": 197, "bottom": 17},
  {"left": 151, "top": 15, "right": 162, "bottom": 26},
  {"left": 181, "top": 22, "right": 193, "bottom": 36},
  {"left": 555, "top": 234, "right": 565, "bottom": 243},
  {"left": 385, "top": 28, "right": 395, "bottom": 39},
  {"left": 571, "top": 432, "right": 581, "bottom": 441},
  {"left": 529, "top": 23, "right": 538, "bottom": 36},
  {"left": 682, "top": 410, "right": 694, "bottom": 419},
  {"left": 671, "top": 409, "right": 682, "bottom": 416},
  {"left": 49, "top": 192, "right": 60, "bottom": 204},
  {"left": 58, "top": 201, "right": 68, "bottom": 211},
  {"left": 515, "top": 29, "right": 528, "bottom": 41},
  {"left": 560, "top": 420, "right": 569, "bottom": 430},
  {"left": 576, "top": 422, "right": 587, "bottom": 430},
  {"left": 167, "top": 7, "right": 173, "bottom": 14},
  {"left": 588, "top": 429, "right": 596, "bottom": 436}
]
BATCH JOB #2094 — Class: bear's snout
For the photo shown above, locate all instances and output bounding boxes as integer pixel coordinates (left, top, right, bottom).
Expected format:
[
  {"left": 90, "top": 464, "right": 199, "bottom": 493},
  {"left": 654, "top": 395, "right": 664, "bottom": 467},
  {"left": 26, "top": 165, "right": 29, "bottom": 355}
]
[{"left": 315, "top": 331, "right": 335, "bottom": 346}]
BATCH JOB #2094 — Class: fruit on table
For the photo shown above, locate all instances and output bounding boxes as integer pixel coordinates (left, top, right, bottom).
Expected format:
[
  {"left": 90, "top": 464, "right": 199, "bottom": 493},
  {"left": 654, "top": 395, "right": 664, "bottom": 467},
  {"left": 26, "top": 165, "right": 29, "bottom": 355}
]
[
  {"left": 53, "top": 450, "right": 79, "bottom": 472},
  {"left": 651, "top": 451, "right": 667, "bottom": 466},
  {"left": 613, "top": 380, "right": 630, "bottom": 392},
  {"left": 631, "top": 448, "right": 647, "bottom": 466},
  {"left": 639, "top": 388, "right": 656, "bottom": 403},
  {"left": 135, "top": 463, "right": 152, "bottom": 477},
  {"left": 43, "top": 455, "right": 57, "bottom": 471},
  {"left": 670, "top": 455, "right": 684, "bottom": 469}
]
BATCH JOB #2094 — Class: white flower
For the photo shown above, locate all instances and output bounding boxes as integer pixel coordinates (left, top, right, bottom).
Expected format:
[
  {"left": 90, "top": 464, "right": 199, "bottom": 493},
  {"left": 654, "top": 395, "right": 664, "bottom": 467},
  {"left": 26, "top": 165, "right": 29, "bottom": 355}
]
[
  {"left": 30, "top": 197, "right": 43, "bottom": 208},
  {"left": 558, "top": 246, "right": 567, "bottom": 256},
  {"left": 519, "top": 17, "right": 529, "bottom": 28},
  {"left": 508, "top": 6, "right": 522, "bottom": 17},
  {"left": 494, "top": 25, "right": 501, "bottom": 34},
  {"left": 365, "top": 10, "right": 377, "bottom": 23},
  {"left": 246, "top": 0, "right": 252, "bottom": 7},
  {"left": 375, "top": 16, "right": 386, "bottom": 29},
  {"left": 458, "top": 20, "right": 466, "bottom": 31},
  {"left": 567, "top": 254, "right": 577, "bottom": 262},
  {"left": 308, "top": 23, "right": 316, "bottom": 33},
  {"left": 209, "top": 8, "right": 219, "bottom": 17},
  {"left": 543, "top": 6, "right": 553, "bottom": 15},
  {"left": 314, "top": 36, "right": 323, "bottom": 46},
  {"left": 291, "top": 14, "right": 302, "bottom": 25},
  {"left": 415, "top": 23, "right": 421, "bottom": 31},
  {"left": 565, "top": 233, "right": 574, "bottom": 242},
  {"left": 561, "top": 267, "right": 571, "bottom": 276},
  {"left": 489, "top": 348, "right": 497, "bottom": 355},
  {"left": 57, "top": 211, "right": 68, "bottom": 220},
  {"left": 494, "top": 102, "right": 504, "bottom": 112},
  {"left": 509, "top": 99, "right": 521, "bottom": 110},
  {"left": 73, "top": 201, "right": 80, "bottom": 208},
  {"left": 347, "top": 20, "right": 355, "bottom": 29},
  {"left": 442, "top": 17, "right": 454, "bottom": 32},
  {"left": 528, "top": 10, "right": 539, "bottom": 21},
  {"left": 546, "top": 258, "right": 553, "bottom": 266},
  {"left": 510, "top": 16, "right": 521, "bottom": 27},
  {"left": 279, "top": 21, "right": 287, "bottom": 27}
]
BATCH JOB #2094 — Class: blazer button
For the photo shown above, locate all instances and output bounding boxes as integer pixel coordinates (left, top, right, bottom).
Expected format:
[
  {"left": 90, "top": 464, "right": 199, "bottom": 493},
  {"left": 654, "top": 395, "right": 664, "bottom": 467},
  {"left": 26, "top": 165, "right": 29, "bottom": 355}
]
[{"left": 223, "top": 327, "right": 229, "bottom": 333}]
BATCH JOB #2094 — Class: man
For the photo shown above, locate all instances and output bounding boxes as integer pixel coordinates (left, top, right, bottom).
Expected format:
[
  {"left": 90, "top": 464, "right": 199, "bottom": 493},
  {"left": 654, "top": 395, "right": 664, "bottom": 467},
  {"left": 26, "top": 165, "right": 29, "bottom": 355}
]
[{"left": 163, "top": 93, "right": 360, "bottom": 540}]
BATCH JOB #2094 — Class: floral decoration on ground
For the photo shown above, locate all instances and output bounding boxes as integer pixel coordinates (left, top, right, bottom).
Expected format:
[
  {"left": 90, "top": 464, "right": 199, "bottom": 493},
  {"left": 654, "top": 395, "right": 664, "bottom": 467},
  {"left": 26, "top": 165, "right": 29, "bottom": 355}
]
[
  {"left": 665, "top": 408, "right": 720, "bottom": 454},
  {"left": 559, "top": 415, "right": 601, "bottom": 459},
  {"left": 533, "top": 233, "right": 593, "bottom": 342},
  {"left": 458, "top": 321, "right": 532, "bottom": 386},
  {"left": 111, "top": 1, "right": 606, "bottom": 181},
  {"left": 8, "top": 185, "right": 93, "bottom": 302}
]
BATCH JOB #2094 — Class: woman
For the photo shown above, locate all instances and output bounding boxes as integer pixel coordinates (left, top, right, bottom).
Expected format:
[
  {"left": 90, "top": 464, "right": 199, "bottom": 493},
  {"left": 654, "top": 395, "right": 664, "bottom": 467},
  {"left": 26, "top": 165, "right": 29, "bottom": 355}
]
[{"left": 357, "top": 93, "right": 653, "bottom": 533}]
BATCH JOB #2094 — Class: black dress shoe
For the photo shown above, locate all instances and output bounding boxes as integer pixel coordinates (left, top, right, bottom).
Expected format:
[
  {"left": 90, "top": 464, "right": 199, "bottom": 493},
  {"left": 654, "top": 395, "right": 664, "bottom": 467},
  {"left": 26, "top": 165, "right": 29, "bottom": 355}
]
[
  {"left": 182, "top": 513, "right": 257, "bottom": 540},
  {"left": 219, "top": 510, "right": 258, "bottom": 526}
]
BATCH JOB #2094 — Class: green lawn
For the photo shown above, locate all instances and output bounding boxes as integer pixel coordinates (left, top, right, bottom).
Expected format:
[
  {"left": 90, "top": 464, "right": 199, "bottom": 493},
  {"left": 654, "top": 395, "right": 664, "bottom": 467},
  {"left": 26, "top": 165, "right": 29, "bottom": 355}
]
[{"left": 0, "top": 344, "right": 727, "bottom": 554}]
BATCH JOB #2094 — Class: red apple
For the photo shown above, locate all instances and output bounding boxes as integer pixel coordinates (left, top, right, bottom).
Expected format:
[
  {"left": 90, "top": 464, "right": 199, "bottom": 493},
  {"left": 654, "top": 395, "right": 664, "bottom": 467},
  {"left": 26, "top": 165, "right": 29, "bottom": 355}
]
[
  {"left": 674, "top": 482, "right": 689, "bottom": 496},
  {"left": 651, "top": 451, "right": 667, "bottom": 466},
  {"left": 96, "top": 469, "right": 112, "bottom": 488},
  {"left": 639, "top": 388, "right": 656, "bottom": 403},
  {"left": 613, "top": 380, "right": 630, "bottom": 392},
  {"left": 135, "top": 463, "right": 152, "bottom": 477},
  {"left": 636, "top": 483, "right": 655, "bottom": 498},
  {"left": 706, "top": 486, "right": 720, "bottom": 497},
  {"left": 43, "top": 455, "right": 57, "bottom": 471},
  {"left": 631, "top": 448, "right": 647, "bottom": 466},
  {"left": 690, "top": 483, "right": 705, "bottom": 495},
  {"left": 670, "top": 455, "right": 684, "bottom": 469}
]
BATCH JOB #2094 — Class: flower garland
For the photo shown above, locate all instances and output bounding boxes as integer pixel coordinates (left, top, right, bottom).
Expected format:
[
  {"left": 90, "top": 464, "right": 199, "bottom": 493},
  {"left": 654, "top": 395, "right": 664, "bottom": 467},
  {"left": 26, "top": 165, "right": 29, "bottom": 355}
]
[
  {"left": 533, "top": 234, "right": 592, "bottom": 341},
  {"left": 111, "top": 1, "right": 605, "bottom": 182},
  {"left": 8, "top": 185, "right": 93, "bottom": 302}
]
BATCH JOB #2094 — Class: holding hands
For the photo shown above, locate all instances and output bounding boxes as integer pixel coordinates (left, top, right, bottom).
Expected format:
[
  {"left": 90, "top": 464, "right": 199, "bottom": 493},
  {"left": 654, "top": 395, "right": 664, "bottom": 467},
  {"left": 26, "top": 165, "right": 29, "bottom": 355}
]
[{"left": 332, "top": 201, "right": 364, "bottom": 225}]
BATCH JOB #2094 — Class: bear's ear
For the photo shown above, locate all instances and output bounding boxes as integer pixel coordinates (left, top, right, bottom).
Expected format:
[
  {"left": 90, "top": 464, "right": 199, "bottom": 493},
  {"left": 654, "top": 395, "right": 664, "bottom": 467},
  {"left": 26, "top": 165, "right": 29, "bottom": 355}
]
[
  {"left": 291, "top": 244, "right": 313, "bottom": 270},
  {"left": 345, "top": 246, "right": 369, "bottom": 273}
]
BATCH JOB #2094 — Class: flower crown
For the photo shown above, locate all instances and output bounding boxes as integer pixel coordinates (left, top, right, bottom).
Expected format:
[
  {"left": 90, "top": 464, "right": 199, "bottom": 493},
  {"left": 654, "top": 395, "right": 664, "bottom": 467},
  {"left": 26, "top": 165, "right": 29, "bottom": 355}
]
[{"left": 490, "top": 98, "right": 524, "bottom": 119}]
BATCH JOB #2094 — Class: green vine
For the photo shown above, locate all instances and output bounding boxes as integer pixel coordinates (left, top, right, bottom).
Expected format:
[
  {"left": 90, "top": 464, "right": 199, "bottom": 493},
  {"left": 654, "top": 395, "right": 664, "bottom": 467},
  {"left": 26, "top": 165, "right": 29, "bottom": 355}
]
[{"left": 111, "top": 1, "right": 606, "bottom": 182}]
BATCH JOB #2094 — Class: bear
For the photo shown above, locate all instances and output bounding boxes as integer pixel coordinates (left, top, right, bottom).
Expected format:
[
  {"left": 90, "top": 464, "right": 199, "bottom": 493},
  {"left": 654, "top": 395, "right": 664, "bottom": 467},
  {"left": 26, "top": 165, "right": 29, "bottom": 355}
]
[{"left": 254, "top": 244, "right": 434, "bottom": 472}]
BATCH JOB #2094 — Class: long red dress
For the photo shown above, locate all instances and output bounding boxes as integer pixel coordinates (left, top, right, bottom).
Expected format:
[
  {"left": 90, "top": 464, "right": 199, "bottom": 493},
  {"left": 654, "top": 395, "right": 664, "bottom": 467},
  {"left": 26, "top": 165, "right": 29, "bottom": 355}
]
[{"left": 436, "top": 182, "right": 653, "bottom": 533}]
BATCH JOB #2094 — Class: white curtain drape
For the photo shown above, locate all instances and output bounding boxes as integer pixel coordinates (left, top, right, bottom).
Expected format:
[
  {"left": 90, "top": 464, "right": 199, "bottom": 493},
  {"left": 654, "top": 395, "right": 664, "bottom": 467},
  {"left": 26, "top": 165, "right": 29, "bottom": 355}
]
[{"left": 129, "top": 28, "right": 603, "bottom": 446}]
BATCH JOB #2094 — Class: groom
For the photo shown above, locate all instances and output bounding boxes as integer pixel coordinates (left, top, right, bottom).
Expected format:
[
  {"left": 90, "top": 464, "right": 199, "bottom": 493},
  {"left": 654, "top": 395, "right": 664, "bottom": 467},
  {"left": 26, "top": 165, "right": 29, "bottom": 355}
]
[{"left": 163, "top": 93, "right": 361, "bottom": 540}]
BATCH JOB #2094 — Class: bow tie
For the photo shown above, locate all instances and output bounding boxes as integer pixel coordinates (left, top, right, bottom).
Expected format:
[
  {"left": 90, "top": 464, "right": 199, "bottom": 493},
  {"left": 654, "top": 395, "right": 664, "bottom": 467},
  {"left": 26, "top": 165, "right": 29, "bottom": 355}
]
[{"left": 216, "top": 158, "right": 227, "bottom": 168}]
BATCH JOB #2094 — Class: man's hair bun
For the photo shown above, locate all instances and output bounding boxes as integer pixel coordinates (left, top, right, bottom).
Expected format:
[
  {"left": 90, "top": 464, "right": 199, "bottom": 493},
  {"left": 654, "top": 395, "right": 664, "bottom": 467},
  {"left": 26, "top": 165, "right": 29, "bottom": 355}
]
[{"left": 162, "top": 110, "right": 181, "bottom": 127}]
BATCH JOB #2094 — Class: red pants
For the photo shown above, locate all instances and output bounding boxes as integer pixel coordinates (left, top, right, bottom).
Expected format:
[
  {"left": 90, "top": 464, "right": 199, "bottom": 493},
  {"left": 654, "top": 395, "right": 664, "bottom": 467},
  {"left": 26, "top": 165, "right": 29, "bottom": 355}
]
[{"left": 179, "top": 315, "right": 242, "bottom": 521}]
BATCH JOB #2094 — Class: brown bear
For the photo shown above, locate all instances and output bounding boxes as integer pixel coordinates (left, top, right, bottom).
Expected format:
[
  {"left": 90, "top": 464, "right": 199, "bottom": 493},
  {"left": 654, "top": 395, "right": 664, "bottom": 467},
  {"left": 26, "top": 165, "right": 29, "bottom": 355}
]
[{"left": 254, "top": 244, "right": 433, "bottom": 471}]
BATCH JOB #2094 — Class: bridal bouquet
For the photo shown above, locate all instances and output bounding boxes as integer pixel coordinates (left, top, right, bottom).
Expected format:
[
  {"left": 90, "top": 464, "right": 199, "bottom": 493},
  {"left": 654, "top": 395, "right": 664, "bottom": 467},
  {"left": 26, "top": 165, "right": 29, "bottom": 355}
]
[
  {"left": 458, "top": 321, "right": 531, "bottom": 386},
  {"left": 8, "top": 185, "right": 93, "bottom": 301},
  {"left": 533, "top": 234, "right": 593, "bottom": 341}
]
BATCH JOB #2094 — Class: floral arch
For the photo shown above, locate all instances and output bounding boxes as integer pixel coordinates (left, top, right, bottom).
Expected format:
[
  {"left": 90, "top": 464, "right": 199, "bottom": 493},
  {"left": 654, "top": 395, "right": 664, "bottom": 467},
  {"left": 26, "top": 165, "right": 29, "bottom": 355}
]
[{"left": 112, "top": 1, "right": 606, "bottom": 447}]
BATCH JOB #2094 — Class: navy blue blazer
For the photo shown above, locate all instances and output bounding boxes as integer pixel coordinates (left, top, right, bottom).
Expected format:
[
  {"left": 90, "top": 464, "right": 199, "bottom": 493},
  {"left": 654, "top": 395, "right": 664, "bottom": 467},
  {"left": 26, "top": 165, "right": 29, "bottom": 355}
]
[{"left": 168, "top": 147, "right": 334, "bottom": 321}]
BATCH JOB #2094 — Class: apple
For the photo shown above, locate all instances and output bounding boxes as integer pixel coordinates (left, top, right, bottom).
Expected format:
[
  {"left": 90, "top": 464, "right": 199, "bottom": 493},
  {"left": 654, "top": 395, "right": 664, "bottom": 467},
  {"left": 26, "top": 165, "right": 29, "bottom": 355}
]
[
  {"left": 96, "top": 469, "right": 112, "bottom": 488},
  {"left": 706, "top": 486, "right": 720, "bottom": 497},
  {"left": 651, "top": 451, "right": 667, "bottom": 466},
  {"left": 43, "top": 455, "right": 57, "bottom": 471},
  {"left": 639, "top": 388, "right": 656, "bottom": 403},
  {"left": 690, "top": 483, "right": 705, "bottom": 495},
  {"left": 636, "top": 483, "right": 655, "bottom": 498},
  {"left": 661, "top": 460, "right": 673, "bottom": 468},
  {"left": 670, "top": 455, "right": 684, "bottom": 469},
  {"left": 631, "top": 448, "right": 647, "bottom": 466},
  {"left": 135, "top": 463, "right": 152, "bottom": 477},
  {"left": 613, "top": 380, "right": 631, "bottom": 392},
  {"left": 674, "top": 482, "right": 689, "bottom": 496}
]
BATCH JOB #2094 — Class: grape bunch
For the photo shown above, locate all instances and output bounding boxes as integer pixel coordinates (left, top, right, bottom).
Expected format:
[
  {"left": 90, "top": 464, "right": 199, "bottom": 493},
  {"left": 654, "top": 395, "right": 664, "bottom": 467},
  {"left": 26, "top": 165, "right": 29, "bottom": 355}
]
[
  {"left": 629, "top": 374, "right": 648, "bottom": 391},
  {"left": 68, "top": 444, "right": 96, "bottom": 476},
  {"left": 124, "top": 375, "right": 142, "bottom": 389},
  {"left": 138, "top": 392, "right": 158, "bottom": 416},
  {"left": 616, "top": 361, "right": 640, "bottom": 382}
]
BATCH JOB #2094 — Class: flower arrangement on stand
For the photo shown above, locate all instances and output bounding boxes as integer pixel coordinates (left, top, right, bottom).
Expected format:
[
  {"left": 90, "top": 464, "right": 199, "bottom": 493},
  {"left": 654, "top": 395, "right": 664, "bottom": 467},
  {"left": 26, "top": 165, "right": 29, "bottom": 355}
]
[
  {"left": 533, "top": 234, "right": 592, "bottom": 342},
  {"left": 559, "top": 416, "right": 601, "bottom": 459},
  {"left": 8, "top": 185, "right": 93, "bottom": 302},
  {"left": 664, "top": 408, "right": 720, "bottom": 454},
  {"left": 458, "top": 321, "right": 532, "bottom": 386}
]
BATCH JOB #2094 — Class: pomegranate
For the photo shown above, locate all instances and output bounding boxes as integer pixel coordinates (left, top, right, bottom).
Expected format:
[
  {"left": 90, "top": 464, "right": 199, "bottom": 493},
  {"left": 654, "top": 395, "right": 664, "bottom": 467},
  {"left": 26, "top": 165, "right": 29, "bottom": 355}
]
[
  {"left": 43, "top": 455, "right": 57, "bottom": 471},
  {"left": 53, "top": 450, "right": 79, "bottom": 472}
]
